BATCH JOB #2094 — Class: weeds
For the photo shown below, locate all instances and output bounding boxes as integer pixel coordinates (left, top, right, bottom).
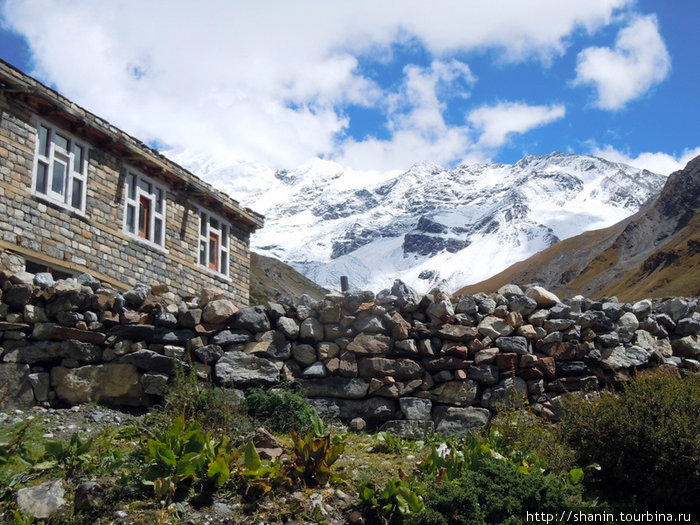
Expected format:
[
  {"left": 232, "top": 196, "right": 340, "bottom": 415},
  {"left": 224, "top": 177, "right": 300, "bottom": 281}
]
[{"left": 245, "top": 386, "right": 325, "bottom": 435}]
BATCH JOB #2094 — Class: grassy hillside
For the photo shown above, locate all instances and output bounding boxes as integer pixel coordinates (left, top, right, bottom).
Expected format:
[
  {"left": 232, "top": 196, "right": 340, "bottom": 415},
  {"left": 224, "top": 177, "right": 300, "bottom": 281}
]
[
  {"left": 249, "top": 251, "right": 329, "bottom": 305},
  {"left": 457, "top": 156, "right": 700, "bottom": 302}
]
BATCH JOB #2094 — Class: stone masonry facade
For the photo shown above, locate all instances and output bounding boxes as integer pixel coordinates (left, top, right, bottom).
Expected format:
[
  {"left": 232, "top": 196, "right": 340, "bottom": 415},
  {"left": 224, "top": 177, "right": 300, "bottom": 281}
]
[
  {"left": 1, "top": 267, "right": 698, "bottom": 438},
  {"left": 0, "top": 59, "right": 263, "bottom": 304}
]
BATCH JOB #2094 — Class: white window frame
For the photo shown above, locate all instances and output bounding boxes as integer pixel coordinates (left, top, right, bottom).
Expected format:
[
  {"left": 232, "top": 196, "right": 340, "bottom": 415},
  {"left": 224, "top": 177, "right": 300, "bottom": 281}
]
[
  {"left": 123, "top": 169, "right": 167, "bottom": 249},
  {"left": 198, "top": 209, "right": 231, "bottom": 278},
  {"left": 32, "top": 119, "right": 88, "bottom": 213}
]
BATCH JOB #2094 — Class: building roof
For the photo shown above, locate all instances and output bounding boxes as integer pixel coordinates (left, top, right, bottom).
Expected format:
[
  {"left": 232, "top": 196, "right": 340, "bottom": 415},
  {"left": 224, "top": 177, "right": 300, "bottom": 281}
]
[{"left": 0, "top": 59, "right": 264, "bottom": 231}]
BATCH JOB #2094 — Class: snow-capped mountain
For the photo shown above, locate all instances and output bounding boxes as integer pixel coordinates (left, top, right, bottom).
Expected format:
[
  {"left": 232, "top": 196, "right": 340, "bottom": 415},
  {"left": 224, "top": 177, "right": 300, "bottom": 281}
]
[{"left": 196, "top": 152, "right": 666, "bottom": 293}]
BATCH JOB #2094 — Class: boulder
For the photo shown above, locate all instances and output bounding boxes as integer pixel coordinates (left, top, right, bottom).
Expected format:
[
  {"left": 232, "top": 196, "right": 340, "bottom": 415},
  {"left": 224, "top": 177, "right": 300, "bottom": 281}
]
[
  {"left": 16, "top": 480, "right": 67, "bottom": 520},
  {"left": 467, "top": 364, "right": 499, "bottom": 385},
  {"left": 524, "top": 286, "right": 560, "bottom": 307},
  {"left": 345, "top": 333, "right": 392, "bottom": 355},
  {"left": 495, "top": 336, "right": 529, "bottom": 355},
  {"left": 210, "top": 329, "right": 253, "bottom": 346},
  {"left": 276, "top": 316, "right": 300, "bottom": 339},
  {"left": 358, "top": 357, "right": 422, "bottom": 380},
  {"left": 0, "top": 363, "right": 34, "bottom": 409},
  {"left": 298, "top": 377, "right": 369, "bottom": 399},
  {"left": 307, "top": 397, "right": 397, "bottom": 421},
  {"left": 292, "top": 343, "right": 317, "bottom": 366},
  {"left": 429, "top": 380, "right": 479, "bottom": 406},
  {"left": 391, "top": 280, "right": 420, "bottom": 312},
  {"left": 433, "top": 406, "right": 491, "bottom": 435},
  {"left": 118, "top": 349, "right": 181, "bottom": 375},
  {"left": 399, "top": 397, "right": 433, "bottom": 420},
  {"left": 478, "top": 316, "right": 514, "bottom": 339},
  {"left": 50, "top": 364, "right": 146, "bottom": 405},
  {"left": 214, "top": 351, "right": 279, "bottom": 387},
  {"left": 299, "top": 317, "right": 324, "bottom": 342},
  {"left": 234, "top": 306, "right": 271, "bottom": 332}
]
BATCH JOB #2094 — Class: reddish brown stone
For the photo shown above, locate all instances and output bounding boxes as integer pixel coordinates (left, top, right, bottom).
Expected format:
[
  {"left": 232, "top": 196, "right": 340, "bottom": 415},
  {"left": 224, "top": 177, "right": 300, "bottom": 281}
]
[
  {"left": 505, "top": 311, "right": 524, "bottom": 328},
  {"left": 468, "top": 338, "right": 486, "bottom": 353},
  {"left": 99, "top": 311, "right": 120, "bottom": 326},
  {"left": 92, "top": 293, "right": 115, "bottom": 311},
  {"left": 390, "top": 312, "right": 411, "bottom": 340},
  {"left": 346, "top": 333, "right": 392, "bottom": 355},
  {"left": 495, "top": 352, "right": 518, "bottom": 372},
  {"left": 541, "top": 342, "right": 580, "bottom": 360},
  {"left": 338, "top": 351, "right": 358, "bottom": 377},
  {"left": 49, "top": 325, "right": 106, "bottom": 344},
  {"left": 441, "top": 343, "right": 469, "bottom": 359},
  {"left": 536, "top": 356, "right": 556, "bottom": 378},
  {"left": 517, "top": 367, "right": 543, "bottom": 380}
]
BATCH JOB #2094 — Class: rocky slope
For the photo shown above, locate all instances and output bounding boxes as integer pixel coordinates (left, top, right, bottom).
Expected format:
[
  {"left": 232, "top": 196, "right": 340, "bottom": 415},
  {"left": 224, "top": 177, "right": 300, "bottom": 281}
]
[
  {"left": 250, "top": 251, "right": 329, "bottom": 305},
  {"left": 457, "top": 155, "right": 700, "bottom": 301},
  {"left": 200, "top": 153, "right": 665, "bottom": 294}
]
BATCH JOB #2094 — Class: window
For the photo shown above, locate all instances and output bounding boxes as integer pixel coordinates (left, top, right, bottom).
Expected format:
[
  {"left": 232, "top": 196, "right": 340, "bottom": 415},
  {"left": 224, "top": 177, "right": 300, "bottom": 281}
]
[
  {"left": 25, "top": 260, "right": 73, "bottom": 281},
  {"left": 198, "top": 210, "right": 230, "bottom": 277},
  {"left": 124, "top": 170, "right": 166, "bottom": 247},
  {"left": 33, "top": 120, "right": 87, "bottom": 212}
]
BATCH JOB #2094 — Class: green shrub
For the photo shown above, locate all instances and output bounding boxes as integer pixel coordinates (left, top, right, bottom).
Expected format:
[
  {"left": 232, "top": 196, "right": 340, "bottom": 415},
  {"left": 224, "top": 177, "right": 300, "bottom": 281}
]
[
  {"left": 245, "top": 386, "right": 324, "bottom": 435},
  {"left": 411, "top": 456, "right": 580, "bottom": 525},
  {"left": 142, "top": 415, "right": 235, "bottom": 504},
  {"left": 160, "top": 363, "right": 250, "bottom": 438},
  {"left": 485, "top": 408, "right": 576, "bottom": 474},
  {"left": 560, "top": 369, "right": 700, "bottom": 511}
]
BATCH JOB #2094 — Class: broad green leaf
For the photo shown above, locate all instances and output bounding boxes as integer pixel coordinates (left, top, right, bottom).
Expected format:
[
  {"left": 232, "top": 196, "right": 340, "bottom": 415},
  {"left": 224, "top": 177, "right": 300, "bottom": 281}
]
[
  {"left": 568, "top": 467, "right": 584, "bottom": 485},
  {"left": 243, "top": 441, "right": 261, "bottom": 471},
  {"left": 207, "top": 455, "right": 230, "bottom": 487},
  {"left": 156, "top": 444, "right": 178, "bottom": 467}
]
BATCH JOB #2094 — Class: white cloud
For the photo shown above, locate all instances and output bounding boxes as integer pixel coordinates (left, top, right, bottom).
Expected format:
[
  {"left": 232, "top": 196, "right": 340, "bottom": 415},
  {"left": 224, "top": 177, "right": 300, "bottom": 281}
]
[
  {"left": 591, "top": 144, "right": 700, "bottom": 175},
  {"left": 468, "top": 102, "right": 566, "bottom": 148},
  {"left": 335, "top": 59, "right": 478, "bottom": 170},
  {"left": 1, "top": 0, "right": 632, "bottom": 170},
  {"left": 573, "top": 15, "right": 671, "bottom": 110}
]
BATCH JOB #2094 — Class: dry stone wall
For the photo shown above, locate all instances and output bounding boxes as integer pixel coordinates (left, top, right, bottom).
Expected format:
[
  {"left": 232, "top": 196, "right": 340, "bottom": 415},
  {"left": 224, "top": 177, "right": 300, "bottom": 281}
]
[{"left": 1, "top": 269, "right": 698, "bottom": 438}]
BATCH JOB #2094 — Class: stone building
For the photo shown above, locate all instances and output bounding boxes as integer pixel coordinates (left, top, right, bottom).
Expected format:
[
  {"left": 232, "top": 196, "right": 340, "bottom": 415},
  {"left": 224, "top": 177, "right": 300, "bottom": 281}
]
[{"left": 0, "top": 59, "right": 263, "bottom": 305}]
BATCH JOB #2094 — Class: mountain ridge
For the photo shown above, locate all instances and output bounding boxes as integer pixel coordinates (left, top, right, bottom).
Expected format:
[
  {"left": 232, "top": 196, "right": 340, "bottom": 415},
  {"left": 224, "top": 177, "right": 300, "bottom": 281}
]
[
  {"left": 197, "top": 152, "right": 667, "bottom": 294},
  {"left": 457, "top": 155, "right": 700, "bottom": 301}
]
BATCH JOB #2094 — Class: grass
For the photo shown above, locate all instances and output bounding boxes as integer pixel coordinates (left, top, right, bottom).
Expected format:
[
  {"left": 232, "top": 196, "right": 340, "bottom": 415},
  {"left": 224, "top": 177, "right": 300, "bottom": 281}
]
[{"left": 1, "top": 371, "right": 698, "bottom": 523}]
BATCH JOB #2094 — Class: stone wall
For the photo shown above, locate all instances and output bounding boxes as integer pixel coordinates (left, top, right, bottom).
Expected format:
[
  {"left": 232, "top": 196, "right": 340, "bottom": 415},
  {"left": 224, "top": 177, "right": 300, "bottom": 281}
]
[
  {"left": 0, "top": 78, "right": 256, "bottom": 305},
  {"left": 1, "top": 269, "right": 698, "bottom": 438}
]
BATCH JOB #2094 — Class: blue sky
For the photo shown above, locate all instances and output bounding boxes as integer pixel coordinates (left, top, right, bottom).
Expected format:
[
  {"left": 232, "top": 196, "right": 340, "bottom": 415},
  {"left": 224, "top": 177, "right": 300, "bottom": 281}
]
[{"left": 1, "top": 0, "right": 698, "bottom": 175}]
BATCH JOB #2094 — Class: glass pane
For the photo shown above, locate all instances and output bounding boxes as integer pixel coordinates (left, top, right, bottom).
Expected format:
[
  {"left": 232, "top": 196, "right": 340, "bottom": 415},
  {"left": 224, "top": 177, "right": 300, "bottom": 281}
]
[
  {"left": 71, "top": 143, "right": 84, "bottom": 173},
  {"left": 36, "top": 162, "right": 48, "bottom": 193},
  {"left": 127, "top": 173, "right": 136, "bottom": 200},
  {"left": 38, "top": 126, "right": 49, "bottom": 157},
  {"left": 155, "top": 187, "right": 163, "bottom": 213},
  {"left": 221, "top": 225, "right": 228, "bottom": 247},
  {"left": 126, "top": 204, "right": 135, "bottom": 233},
  {"left": 200, "top": 212, "right": 207, "bottom": 235},
  {"left": 210, "top": 217, "right": 219, "bottom": 230},
  {"left": 71, "top": 179, "right": 83, "bottom": 209},
  {"left": 53, "top": 133, "right": 68, "bottom": 151},
  {"left": 51, "top": 159, "right": 66, "bottom": 195},
  {"left": 221, "top": 252, "right": 228, "bottom": 274},
  {"left": 199, "top": 240, "right": 206, "bottom": 265},
  {"left": 137, "top": 178, "right": 151, "bottom": 193},
  {"left": 154, "top": 218, "right": 163, "bottom": 245}
]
